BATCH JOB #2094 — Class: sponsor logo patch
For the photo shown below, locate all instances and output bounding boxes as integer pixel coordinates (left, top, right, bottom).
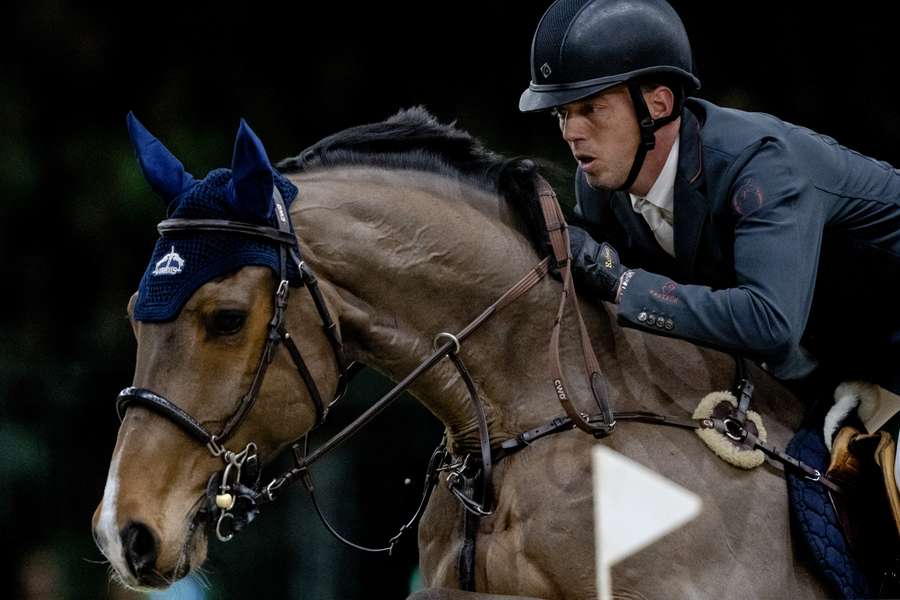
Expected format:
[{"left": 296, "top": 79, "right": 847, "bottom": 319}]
[
  {"left": 649, "top": 280, "right": 679, "bottom": 304},
  {"left": 153, "top": 245, "right": 185, "bottom": 276},
  {"left": 732, "top": 178, "right": 765, "bottom": 217}
]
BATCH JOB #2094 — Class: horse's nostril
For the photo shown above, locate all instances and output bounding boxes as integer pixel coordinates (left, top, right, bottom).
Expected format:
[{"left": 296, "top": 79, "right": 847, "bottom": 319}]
[{"left": 121, "top": 521, "right": 159, "bottom": 578}]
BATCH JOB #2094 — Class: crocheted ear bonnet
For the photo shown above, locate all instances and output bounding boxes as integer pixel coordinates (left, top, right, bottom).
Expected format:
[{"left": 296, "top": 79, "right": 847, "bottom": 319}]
[{"left": 127, "top": 113, "right": 301, "bottom": 322}]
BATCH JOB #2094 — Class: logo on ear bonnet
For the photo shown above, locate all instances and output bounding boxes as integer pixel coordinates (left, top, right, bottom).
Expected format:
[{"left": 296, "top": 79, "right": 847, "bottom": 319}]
[{"left": 153, "top": 245, "right": 185, "bottom": 276}]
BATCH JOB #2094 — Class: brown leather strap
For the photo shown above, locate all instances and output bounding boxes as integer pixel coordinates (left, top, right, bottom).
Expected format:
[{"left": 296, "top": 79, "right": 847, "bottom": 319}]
[
  {"left": 455, "top": 258, "right": 551, "bottom": 343},
  {"left": 536, "top": 179, "right": 615, "bottom": 437},
  {"left": 448, "top": 352, "right": 494, "bottom": 514}
]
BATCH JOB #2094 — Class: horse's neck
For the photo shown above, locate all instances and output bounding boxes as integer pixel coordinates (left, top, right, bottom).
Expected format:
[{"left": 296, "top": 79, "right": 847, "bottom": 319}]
[
  {"left": 288, "top": 169, "right": 612, "bottom": 446},
  {"left": 287, "top": 168, "right": 742, "bottom": 453}
]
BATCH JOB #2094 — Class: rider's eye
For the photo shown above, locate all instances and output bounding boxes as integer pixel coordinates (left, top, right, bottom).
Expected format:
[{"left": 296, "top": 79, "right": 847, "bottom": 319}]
[{"left": 209, "top": 310, "right": 247, "bottom": 335}]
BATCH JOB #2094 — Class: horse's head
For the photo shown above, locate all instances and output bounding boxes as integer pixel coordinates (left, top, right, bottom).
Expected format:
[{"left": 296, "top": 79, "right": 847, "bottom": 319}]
[{"left": 92, "top": 115, "right": 342, "bottom": 589}]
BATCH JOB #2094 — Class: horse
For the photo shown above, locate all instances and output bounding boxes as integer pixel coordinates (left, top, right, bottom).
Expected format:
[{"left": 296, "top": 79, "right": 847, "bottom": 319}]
[{"left": 92, "top": 107, "right": 828, "bottom": 599}]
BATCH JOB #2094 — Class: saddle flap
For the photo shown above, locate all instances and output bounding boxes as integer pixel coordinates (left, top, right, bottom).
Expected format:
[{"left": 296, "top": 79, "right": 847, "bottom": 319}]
[
  {"left": 826, "top": 426, "right": 872, "bottom": 490},
  {"left": 872, "top": 431, "right": 900, "bottom": 535},
  {"left": 826, "top": 424, "right": 900, "bottom": 592}
]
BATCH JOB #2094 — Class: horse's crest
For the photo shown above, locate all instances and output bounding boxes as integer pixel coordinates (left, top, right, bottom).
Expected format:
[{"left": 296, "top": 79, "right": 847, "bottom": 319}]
[{"left": 152, "top": 245, "right": 185, "bottom": 276}]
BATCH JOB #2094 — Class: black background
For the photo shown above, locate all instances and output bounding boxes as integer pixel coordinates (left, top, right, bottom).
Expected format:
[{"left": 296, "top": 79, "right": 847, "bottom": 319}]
[{"left": 2, "top": 1, "right": 899, "bottom": 598}]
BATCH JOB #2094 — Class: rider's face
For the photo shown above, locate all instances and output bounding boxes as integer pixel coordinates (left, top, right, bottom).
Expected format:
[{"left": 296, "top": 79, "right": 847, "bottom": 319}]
[{"left": 554, "top": 85, "right": 639, "bottom": 190}]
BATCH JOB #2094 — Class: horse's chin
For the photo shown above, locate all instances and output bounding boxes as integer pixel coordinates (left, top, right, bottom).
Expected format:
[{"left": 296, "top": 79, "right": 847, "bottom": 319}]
[
  {"left": 112, "top": 501, "right": 211, "bottom": 591},
  {"left": 164, "top": 503, "right": 211, "bottom": 586}
]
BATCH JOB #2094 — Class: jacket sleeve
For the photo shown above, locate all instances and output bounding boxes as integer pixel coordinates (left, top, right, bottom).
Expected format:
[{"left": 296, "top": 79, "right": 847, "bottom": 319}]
[{"left": 615, "top": 140, "right": 827, "bottom": 374}]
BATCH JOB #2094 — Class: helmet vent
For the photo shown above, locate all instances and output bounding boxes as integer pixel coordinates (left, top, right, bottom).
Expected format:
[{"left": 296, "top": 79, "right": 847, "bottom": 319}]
[{"left": 533, "top": 0, "right": 592, "bottom": 79}]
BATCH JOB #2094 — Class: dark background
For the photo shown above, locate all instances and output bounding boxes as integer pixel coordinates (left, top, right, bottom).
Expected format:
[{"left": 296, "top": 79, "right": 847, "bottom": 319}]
[{"left": 2, "top": 1, "right": 898, "bottom": 598}]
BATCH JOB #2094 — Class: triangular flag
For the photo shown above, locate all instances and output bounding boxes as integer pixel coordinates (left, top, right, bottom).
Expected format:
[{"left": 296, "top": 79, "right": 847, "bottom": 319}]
[{"left": 593, "top": 445, "right": 702, "bottom": 600}]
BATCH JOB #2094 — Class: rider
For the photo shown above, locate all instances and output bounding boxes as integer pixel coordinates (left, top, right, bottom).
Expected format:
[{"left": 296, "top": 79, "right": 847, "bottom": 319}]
[{"left": 519, "top": 0, "right": 900, "bottom": 417}]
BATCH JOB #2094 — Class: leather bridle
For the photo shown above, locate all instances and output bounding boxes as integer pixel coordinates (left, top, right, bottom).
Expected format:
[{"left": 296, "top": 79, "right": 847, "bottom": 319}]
[
  {"left": 117, "top": 187, "right": 358, "bottom": 541},
  {"left": 115, "top": 177, "right": 839, "bottom": 554}
]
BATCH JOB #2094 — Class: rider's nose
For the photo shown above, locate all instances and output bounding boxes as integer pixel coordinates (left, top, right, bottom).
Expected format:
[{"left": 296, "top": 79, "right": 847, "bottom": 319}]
[{"left": 121, "top": 521, "right": 159, "bottom": 578}]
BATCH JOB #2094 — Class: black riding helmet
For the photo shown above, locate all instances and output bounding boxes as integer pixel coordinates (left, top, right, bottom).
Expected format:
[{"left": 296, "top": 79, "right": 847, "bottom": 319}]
[{"left": 519, "top": 0, "right": 701, "bottom": 191}]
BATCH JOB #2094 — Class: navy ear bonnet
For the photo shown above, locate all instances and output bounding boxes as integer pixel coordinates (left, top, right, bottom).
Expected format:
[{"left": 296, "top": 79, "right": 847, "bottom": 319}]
[{"left": 128, "top": 113, "right": 301, "bottom": 322}]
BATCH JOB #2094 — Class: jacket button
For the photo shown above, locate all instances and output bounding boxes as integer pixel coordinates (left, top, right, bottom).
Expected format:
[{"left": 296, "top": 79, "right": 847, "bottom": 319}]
[
  {"left": 647, "top": 314, "right": 657, "bottom": 326},
  {"left": 656, "top": 319, "right": 665, "bottom": 329},
  {"left": 665, "top": 318, "right": 674, "bottom": 330},
  {"left": 638, "top": 311, "right": 648, "bottom": 322}
]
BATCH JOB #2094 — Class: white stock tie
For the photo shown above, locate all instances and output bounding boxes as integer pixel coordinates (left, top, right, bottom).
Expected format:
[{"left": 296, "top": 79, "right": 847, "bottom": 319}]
[{"left": 633, "top": 196, "right": 675, "bottom": 257}]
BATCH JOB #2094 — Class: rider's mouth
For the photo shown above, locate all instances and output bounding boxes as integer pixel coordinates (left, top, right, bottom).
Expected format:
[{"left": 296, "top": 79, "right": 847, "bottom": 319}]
[{"left": 575, "top": 154, "right": 597, "bottom": 170}]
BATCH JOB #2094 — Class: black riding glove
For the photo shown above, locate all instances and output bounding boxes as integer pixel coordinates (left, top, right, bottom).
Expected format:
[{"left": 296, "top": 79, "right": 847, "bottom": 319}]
[{"left": 568, "top": 225, "right": 629, "bottom": 303}]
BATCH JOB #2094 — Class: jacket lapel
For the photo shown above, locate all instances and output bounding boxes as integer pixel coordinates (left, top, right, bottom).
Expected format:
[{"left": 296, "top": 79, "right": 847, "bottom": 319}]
[
  {"left": 611, "top": 192, "right": 653, "bottom": 248},
  {"left": 673, "top": 107, "right": 709, "bottom": 280},
  {"left": 611, "top": 191, "right": 679, "bottom": 272}
]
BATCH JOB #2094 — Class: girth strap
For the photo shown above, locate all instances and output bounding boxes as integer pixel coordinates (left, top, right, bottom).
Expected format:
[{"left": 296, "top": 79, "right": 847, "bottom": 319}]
[
  {"left": 495, "top": 409, "right": 842, "bottom": 493},
  {"left": 457, "top": 470, "right": 481, "bottom": 591}
]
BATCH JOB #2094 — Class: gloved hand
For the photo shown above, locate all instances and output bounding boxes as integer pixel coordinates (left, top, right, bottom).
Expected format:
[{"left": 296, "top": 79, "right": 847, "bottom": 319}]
[{"left": 567, "top": 225, "right": 629, "bottom": 303}]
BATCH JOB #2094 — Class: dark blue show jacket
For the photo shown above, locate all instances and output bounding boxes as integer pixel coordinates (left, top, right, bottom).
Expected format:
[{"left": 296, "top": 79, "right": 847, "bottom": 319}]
[{"left": 575, "top": 98, "right": 900, "bottom": 393}]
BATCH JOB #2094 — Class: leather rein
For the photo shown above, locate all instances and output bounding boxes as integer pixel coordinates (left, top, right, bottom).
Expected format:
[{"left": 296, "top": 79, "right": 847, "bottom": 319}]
[{"left": 115, "top": 178, "right": 838, "bottom": 553}]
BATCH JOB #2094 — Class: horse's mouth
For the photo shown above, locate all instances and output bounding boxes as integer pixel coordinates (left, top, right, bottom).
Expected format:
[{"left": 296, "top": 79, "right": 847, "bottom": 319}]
[
  {"left": 120, "top": 495, "right": 211, "bottom": 590},
  {"left": 178, "top": 494, "right": 213, "bottom": 576}
]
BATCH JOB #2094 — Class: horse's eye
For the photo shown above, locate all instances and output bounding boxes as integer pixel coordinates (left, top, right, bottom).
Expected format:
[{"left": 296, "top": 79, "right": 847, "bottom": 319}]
[{"left": 209, "top": 310, "right": 247, "bottom": 335}]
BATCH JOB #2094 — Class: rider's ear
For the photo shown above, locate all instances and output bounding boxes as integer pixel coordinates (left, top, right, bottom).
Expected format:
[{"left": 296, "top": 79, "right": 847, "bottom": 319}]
[
  {"left": 126, "top": 112, "right": 196, "bottom": 208},
  {"left": 226, "top": 119, "right": 274, "bottom": 224}
]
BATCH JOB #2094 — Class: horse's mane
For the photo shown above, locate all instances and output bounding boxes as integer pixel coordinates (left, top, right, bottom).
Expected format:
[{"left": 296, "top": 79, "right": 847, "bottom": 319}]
[{"left": 275, "top": 107, "right": 550, "bottom": 251}]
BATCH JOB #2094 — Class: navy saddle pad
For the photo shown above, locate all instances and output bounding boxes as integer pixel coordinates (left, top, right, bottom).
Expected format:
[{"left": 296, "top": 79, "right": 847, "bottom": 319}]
[{"left": 786, "top": 425, "right": 871, "bottom": 598}]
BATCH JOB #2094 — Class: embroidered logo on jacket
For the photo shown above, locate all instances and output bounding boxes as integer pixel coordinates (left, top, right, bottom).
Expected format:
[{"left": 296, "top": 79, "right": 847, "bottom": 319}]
[
  {"left": 650, "top": 280, "right": 679, "bottom": 304},
  {"left": 153, "top": 246, "right": 185, "bottom": 276},
  {"left": 732, "top": 178, "right": 765, "bottom": 217}
]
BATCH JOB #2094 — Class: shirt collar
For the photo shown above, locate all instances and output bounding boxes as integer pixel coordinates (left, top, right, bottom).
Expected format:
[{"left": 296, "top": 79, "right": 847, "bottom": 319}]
[{"left": 629, "top": 136, "right": 679, "bottom": 216}]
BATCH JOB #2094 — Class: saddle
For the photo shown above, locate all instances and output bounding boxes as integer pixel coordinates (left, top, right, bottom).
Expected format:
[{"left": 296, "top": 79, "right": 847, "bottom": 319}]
[
  {"left": 689, "top": 369, "right": 900, "bottom": 597},
  {"left": 827, "top": 424, "right": 900, "bottom": 595},
  {"left": 786, "top": 381, "right": 900, "bottom": 598}
]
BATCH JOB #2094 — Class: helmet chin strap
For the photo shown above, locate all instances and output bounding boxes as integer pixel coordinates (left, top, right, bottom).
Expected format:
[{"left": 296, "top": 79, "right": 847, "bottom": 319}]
[{"left": 616, "top": 80, "right": 682, "bottom": 192}]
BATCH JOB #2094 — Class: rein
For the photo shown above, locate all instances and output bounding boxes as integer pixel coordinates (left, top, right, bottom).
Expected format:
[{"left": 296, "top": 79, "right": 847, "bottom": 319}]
[{"left": 115, "top": 176, "right": 838, "bottom": 556}]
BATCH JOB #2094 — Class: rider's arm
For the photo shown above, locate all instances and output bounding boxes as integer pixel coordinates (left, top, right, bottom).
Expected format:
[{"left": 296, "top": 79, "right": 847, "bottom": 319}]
[{"left": 615, "top": 140, "right": 825, "bottom": 375}]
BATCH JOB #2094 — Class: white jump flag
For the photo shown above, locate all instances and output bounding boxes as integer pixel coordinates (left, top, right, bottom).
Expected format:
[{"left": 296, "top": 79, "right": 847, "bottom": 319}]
[{"left": 593, "top": 445, "right": 702, "bottom": 600}]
